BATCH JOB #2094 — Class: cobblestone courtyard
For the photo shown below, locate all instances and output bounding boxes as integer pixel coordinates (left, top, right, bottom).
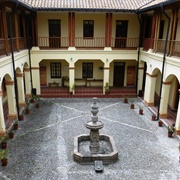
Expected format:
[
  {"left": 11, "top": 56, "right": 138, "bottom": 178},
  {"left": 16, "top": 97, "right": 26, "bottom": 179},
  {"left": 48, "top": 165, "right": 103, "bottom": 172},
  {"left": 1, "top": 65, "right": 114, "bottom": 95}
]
[{"left": 0, "top": 98, "right": 180, "bottom": 180}]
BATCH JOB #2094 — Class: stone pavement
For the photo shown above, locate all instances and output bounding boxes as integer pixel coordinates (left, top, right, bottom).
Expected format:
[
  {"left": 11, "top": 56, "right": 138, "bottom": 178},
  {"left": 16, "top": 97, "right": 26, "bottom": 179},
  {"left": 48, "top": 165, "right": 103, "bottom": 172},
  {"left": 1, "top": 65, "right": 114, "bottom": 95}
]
[{"left": 0, "top": 98, "right": 180, "bottom": 180}]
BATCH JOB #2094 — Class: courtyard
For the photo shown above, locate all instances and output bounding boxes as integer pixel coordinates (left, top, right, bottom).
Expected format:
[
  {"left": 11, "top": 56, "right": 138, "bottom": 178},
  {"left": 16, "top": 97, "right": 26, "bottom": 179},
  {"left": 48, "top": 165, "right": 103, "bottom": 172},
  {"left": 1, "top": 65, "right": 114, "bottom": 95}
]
[{"left": 0, "top": 98, "right": 180, "bottom": 180}]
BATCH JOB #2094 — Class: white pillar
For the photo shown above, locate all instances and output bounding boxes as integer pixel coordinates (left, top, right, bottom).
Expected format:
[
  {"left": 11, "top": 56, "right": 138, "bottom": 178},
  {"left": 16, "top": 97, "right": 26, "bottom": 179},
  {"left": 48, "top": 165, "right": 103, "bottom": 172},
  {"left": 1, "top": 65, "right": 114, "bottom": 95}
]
[
  {"left": 24, "top": 67, "right": 31, "bottom": 96},
  {"left": 31, "top": 67, "right": 40, "bottom": 95},
  {"left": 0, "top": 91, "right": 6, "bottom": 136},
  {"left": 175, "top": 90, "right": 180, "bottom": 135},
  {"left": 69, "top": 67, "right": 75, "bottom": 94},
  {"left": 5, "top": 80, "right": 17, "bottom": 120},
  {"left": 137, "top": 65, "right": 144, "bottom": 94},
  {"left": 144, "top": 73, "right": 157, "bottom": 106},
  {"left": 103, "top": 67, "right": 110, "bottom": 94},
  {"left": 16, "top": 73, "right": 25, "bottom": 107},
  {"left": 159, "top": 82, "right": 171, "bottom": 118}
]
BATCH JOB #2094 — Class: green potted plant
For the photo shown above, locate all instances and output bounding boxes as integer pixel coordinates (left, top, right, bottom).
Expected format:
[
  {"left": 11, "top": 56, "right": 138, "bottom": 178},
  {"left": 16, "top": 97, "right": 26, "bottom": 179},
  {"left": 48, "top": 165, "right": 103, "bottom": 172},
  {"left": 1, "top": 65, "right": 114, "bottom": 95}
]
[
  {"left": 168, "top": 126, "right": 174, "bottom": 138},
  {"left": 104, "top": 82, "right": 109, "bottom": 94},
  {"left": 129, "top": 98, "right": 134, "bottom": 109},
  {"left": 25, "top": 98, "right": 30, "bottom": 114},
  {"left": 139, "top": 106, "right": 143, "bottom": 115},
  {"left": 13, "top": 120, "right": 18, "bottom": 130},
  {"left": 0, "top": 149, "right": 9, "bottom": 166},
  {"left": 124, "top": 96, "right": 128, "bottom": 103},
  {"left": 1, "top": 135, "right": 8, "bottom": 149},
  {"left": 158, "top": 120, "right": 163, "bottom": 127},
  {"left": 152, "top": 114, "right": 156, "bottom": 121},
  {"left": 35, "top": 95, "right": 40, "bottom": 108}
]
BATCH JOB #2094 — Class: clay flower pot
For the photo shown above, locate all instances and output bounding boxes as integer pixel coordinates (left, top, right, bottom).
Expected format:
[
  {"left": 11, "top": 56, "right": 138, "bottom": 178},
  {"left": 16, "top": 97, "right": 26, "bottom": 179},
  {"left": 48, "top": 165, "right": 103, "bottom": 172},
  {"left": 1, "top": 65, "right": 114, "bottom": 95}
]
[
  {"left": 1, "top": 142, "right": 7, "bottom": 149},
  {"left": 124, "top": 98, "right": 128, "bottom": 103},
  {"left": 152, "top": 114, "right": 156, "bottom": 121},
  {"left": 13, "top": 123, "right": 18, "bottom": 130},
  {"left": 139, "top": 109, "right": 143, "bottom": 115},
  {"left": 158, "top": 121, "right": 163, "bottom": 127},
  {"left": 168, "top": 131, "right": 173, "bottom": 138},
  {"left": 9, "top": 132, "right": 14, "bottom": 139},
  {"left": 130, "top": 104, "right": 134, "bottom": 109},
  {"left": 1, "top": 159, "right": 8, "bottom": 166},
  {"left": 19, "top": 114, "right": 24, "bottom": 121}
]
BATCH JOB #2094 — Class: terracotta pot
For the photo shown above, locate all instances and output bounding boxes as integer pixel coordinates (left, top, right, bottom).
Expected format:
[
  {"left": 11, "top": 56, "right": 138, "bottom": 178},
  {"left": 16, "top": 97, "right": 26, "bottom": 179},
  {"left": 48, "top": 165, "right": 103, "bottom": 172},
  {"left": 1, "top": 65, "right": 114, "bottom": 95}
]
[
  {"left": 19, "top": 114, "right": 24, "bottom": 121},
  {"left": 13, "top": 124, "right": 18, "bottom": 130},
  {"left": 130, "top": 104, "right": 134, "bottom": 109},
  {"left": 168, "top": 132, "right": 173, "bottom": 138},
  {"left": 26, "top": 108, "right": 30, "bottom": 115},
  {"left": 124, "top": 98, "right": 128, "bottom": 103},
  {"left": 1, "top": 142, "right": 7, "bottom": 149},
  {"left": 30, "top": 99, "right": 34, "bottom": 103},
  {"left": 139, "top": 109, "right": 143, "bottom": 115},
  {"left": 9, "top": 133, "right": 14, "bottom": 139},
  {"left": 1, "top": 159, "right": 8, "bottom": 166},
  {"left": 158, "top": 121, "right": 163, "bottom": 127},
  {"left": 36, "top": 103, "right": 39, "bottom": 108},
  {"left": 152, "top": 115, "right": 156, "bottom": 121}
]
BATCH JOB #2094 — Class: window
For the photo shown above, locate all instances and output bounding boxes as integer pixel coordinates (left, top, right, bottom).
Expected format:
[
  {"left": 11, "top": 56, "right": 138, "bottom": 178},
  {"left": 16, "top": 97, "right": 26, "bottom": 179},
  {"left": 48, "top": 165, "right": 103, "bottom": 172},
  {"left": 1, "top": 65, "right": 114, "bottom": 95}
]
[
  {"left": 82, "top": 63, "right": 93, "bottom": 78},
  {"left": 50, "top": 62, "right": 61, "bottom": 78},
  {"left": 83, "top": 20, "right": 94, "bottom": 38},
  {"left": 145, "top": 16, "right": 152, "bottom": 38}
]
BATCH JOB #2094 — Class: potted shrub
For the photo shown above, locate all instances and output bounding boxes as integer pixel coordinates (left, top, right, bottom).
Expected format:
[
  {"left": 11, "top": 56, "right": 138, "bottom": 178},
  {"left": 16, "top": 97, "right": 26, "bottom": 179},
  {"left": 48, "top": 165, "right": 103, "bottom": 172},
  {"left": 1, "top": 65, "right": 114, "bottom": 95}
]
[
  {"left": 152, "top": 114, "right": 156, "bottom": 121},
  {"left": 1, "top": 135, "right": 8, "bottom": 149},
  {"left": 35, "top": 95, "right": 40, "bottom": 108},
  {"left": 19, "top": 114, "right": 24, "bottom": 121},
  {"left": 25, "top": 99, "right": 30, "bottom": 114},
  {"left": 104, "top": 82, "right": 109, "bottom": 95},
  {"left": 8, "top": 130, "right": 14, "bottom": 139},
  {"left": 13, "top": 120, "right": 18, "bottom": 130},
  {"left": 124, "top": 96, "right": 128, "bottom": 103},
  {"left": 158, "top": 120, "right": 163, "bottom": 127},
  {"left": 168, "top": 126, "right": 174, "bottom": 138},
  {"left": 0, "top": 149, "right": 9, "bottom": 166},
  {"left": 30, "top": 94, "right": 35, "bottom": 103},
  {"left": 129, "top": 98, "right": 134, "bottom": 109},
  {"left": 139, "top": 106, "right": 144, "bottom": 115}
]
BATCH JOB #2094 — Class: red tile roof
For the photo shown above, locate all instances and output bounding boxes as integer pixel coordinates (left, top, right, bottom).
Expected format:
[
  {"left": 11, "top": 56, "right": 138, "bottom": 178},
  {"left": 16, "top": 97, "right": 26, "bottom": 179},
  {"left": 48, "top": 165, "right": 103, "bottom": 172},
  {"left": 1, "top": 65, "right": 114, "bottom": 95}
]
[{"left": 16, "top": 0, "right": 173, "bottom": 11}]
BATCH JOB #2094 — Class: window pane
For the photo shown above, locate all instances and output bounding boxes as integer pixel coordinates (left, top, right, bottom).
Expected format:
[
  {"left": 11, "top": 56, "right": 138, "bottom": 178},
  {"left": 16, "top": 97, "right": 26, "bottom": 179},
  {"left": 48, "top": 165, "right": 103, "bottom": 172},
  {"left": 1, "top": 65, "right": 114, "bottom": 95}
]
[{"left": 50, "top": 62, "right": 61, "bottom": 78}]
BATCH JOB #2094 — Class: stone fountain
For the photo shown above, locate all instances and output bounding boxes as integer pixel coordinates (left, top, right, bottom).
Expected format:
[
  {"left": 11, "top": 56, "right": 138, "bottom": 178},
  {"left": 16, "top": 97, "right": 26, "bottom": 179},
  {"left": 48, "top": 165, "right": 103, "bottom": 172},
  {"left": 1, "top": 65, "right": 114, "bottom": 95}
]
[{"left": 73, "top": 97, "right": 118, "bottom": 164}]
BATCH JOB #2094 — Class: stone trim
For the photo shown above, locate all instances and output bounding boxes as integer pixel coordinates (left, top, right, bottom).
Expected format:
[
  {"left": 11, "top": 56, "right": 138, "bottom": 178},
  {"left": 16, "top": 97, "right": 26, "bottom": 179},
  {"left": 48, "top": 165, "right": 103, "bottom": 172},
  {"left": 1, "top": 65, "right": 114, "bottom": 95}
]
[
  {"left": 8, "top": 114, "right": 18, "bottom": 120},
  {"left": 138, "top": 67, "right": 144, "bottom": 70},
  {"left": 5, "top": 80, "right": 14, "bottom": 85},
  {"left": 103, "top": 67, "right": 110, "bottom": 70},
  {"left": 16, "top": 73, "right": 23, "bottom": 77},
  {"left": 69, "top": 67, "right": 75, "bottom": 69},
  {"left": 175, "top": 128, "right": 180, "bottom": 135},
  {"left": 31, "top": 67, "right": 40, "bottom": 70},
  {"left": 0, "top": 91, "right": 2, "bottom": 96},
  {"left": 146, "top": 72, "right": 157, "bottom": 77},
  {"left": 24, "top": 68, "right": 30, "bottom": 72},
  {"left": 19, "top": 102, "right": 26, "bottom": 107},
  {"left": 162, "top": 81, "right": 171, "bottom": 85},
  {"left": 0, "top": 130, "right": 7, "bottom": 137},
  {"left": 144, "top": 100, "right": 154, "bottom": 107},
  {"left": 159, "top": 113, "right": 168, "bottom": 118}
]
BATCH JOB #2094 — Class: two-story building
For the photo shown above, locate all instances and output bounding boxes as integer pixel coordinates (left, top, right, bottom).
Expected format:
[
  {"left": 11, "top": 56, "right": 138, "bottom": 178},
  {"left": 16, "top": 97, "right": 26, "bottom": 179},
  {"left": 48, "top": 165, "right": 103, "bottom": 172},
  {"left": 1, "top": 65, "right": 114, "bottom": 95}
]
[{"left": 0, "top": 0, "right": 180, "bottom": 136}]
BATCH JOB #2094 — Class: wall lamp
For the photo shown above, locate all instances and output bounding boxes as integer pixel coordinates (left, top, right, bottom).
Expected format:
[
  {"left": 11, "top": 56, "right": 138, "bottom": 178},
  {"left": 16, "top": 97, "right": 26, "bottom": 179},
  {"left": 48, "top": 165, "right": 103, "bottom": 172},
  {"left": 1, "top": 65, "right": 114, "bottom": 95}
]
[
  {"left": 71, "top": 58, "right": 73, "bottom": 61},
  {"left": 106, "top": 59, "right": 108, "bottom": 62}
]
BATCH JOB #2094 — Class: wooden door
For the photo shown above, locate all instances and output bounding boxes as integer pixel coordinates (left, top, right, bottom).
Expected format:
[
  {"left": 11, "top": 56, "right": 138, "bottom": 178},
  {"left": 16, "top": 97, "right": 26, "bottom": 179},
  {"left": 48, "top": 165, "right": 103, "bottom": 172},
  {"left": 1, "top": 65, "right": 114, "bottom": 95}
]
[
  {"left": 48, "top": 20, "right": 61, "bottom": 48},
  {"left": 113, "top": 62, "right": 125, "bottom": 87},
  {"left": 127, "top": 66, "right": 136, "bottom": 86},
  {"left": 115, "top": 20, "right": 128, "bottom": 48},
  {"left": 40, "top": 67, "right": 47, "bottom": 86}
]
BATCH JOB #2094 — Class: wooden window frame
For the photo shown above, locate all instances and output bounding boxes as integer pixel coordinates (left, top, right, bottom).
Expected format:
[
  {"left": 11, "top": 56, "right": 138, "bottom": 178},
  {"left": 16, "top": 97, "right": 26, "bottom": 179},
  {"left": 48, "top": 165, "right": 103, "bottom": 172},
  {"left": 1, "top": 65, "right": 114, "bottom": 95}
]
[
  {"left": 82, "top": 62, "right": 93, "bottom": 78},
  {"left": 83, "top": 20, "right": 94, "bottom": 38},
  {"left": 50, "top": 62, "right": 61, "bottom": 78}
]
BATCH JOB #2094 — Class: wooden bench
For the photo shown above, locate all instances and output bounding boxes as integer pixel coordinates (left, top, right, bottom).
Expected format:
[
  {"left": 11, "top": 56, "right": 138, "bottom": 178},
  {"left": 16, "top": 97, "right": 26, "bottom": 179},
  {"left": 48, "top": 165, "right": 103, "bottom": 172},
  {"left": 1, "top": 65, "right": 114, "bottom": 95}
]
[
  {"left": 48, "top": 82, "right": 59, "bottom": 87},
  {"left": 86, "top": 79, "right": 103, "bottom": 86}
]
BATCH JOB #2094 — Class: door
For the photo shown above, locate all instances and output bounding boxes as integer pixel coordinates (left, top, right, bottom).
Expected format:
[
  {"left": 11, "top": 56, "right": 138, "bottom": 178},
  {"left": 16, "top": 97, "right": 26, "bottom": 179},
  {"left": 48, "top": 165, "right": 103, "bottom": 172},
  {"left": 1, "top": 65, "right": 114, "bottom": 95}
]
[
  {"left": 48, "top": 20, "right": 61, "bottom": 48},
  {"left": 127, "top": 66, "right": 136, "bottom": 86},
  {"left": 40, "top": 67, "right": 47, "bottom": 86},
  {"left": 113, "top": 62, "right": 125, "bottom": 87},
  {"left": 115, "top": 20, "right": 128, "bottom": 48}
]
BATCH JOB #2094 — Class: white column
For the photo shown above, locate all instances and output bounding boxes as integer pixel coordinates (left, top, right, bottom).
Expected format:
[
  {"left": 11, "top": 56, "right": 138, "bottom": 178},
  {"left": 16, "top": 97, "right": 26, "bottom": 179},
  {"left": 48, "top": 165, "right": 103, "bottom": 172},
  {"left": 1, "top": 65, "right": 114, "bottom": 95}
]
[
  {"left": 103, "top": 67, "right": 110, "bottom": 94},
  {"left": 144, "top": 73, "right": 157, "bottom": 106},
  {"left": 16, "top": 72, "right": 25, "bottom": 107},
  {"left": 0, "top": 91, "right": 6, "bottom": 135},
  {"left": 175, "top": 90, "right": 180, "bottom": 135},
  {"left": 69, "top": 67, "right": 75, "bottom": 94},
  {"left": 31, "top": 67, "right": 40, "bottom": 95},
  {"left": 24, "top": 67, "right": 31, "bottom": 96},
  {"left": 159, "top": 82, "right": 171, "bottom": 118},
  {"left": 5, "top": 80, "right": 17, "bottom": 120},
  {"left": 137, "top": 65, "right": 144, "bottom": 94}
]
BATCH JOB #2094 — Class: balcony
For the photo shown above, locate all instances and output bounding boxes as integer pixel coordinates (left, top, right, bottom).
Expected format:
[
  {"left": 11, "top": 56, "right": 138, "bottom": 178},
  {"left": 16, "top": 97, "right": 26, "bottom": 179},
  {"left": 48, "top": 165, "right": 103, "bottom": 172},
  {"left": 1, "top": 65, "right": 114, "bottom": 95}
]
[
  {"left": 37, "top": 37, "right": 139, "bottom": 50},
  {"left": 0, "top": 37, "right": 29, "bottom": 56}
]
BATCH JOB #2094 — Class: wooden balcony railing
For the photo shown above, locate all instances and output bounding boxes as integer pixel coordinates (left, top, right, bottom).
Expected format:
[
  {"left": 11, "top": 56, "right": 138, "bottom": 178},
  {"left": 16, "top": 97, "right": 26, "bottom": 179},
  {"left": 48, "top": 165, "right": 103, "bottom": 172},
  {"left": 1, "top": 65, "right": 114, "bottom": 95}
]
[
  {"left": 0, "top": 39, "right": 6, "bottom": 56},
  {"left": 38, "top": 37, "right": 139, "bottom": 49},
  {"left": 170, "top": 40, "right": 180, "bottom": 57}
]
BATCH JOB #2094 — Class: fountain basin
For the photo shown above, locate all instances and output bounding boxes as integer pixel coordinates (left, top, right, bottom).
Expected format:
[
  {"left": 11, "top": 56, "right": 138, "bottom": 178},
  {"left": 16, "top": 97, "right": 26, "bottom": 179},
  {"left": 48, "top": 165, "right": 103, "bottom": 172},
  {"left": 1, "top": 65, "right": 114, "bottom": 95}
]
[{"left": 73, "top": 134, "right": 118, "bottom": 164}]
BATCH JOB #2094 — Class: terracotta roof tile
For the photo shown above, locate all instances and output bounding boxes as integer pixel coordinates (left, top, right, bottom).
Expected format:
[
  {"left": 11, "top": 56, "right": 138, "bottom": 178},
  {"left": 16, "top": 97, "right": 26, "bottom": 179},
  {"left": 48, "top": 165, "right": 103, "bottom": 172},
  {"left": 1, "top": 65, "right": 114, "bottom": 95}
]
[{"left": 17, "top": 0, "right": 173, "bottom": 11}]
